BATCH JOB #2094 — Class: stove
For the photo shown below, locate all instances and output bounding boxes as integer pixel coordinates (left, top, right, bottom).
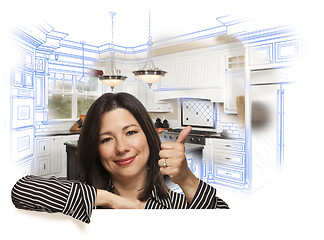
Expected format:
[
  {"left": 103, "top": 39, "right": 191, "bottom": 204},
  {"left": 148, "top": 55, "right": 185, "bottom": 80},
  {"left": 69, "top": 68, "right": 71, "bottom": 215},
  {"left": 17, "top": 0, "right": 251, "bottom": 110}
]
[{"left": 161, "top": 128, "right": 219, "bottom": 145}]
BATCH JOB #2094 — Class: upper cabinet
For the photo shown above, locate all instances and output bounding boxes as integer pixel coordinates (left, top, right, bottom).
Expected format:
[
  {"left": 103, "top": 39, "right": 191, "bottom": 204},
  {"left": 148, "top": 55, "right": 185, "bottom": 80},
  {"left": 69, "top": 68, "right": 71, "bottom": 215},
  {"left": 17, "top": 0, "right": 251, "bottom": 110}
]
[
  {"left": 156, "top": 47, "right": 227, "bottom": 90},
  {"left": 249, "top": 38, "right": 301, "bottom": 70},
  {"left": 224, "top": 50, "right": 245, "bottom": 114},
  {"left": 224, "top": 69, "right": 245, "bottom": 114}
]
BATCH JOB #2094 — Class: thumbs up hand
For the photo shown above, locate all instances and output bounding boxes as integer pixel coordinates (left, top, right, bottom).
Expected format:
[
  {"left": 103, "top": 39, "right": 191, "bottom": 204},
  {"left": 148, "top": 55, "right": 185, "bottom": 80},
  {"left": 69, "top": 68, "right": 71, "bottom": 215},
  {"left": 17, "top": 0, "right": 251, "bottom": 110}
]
[{"left": 158, "top": 126, "right": 196, "bottom": 186}]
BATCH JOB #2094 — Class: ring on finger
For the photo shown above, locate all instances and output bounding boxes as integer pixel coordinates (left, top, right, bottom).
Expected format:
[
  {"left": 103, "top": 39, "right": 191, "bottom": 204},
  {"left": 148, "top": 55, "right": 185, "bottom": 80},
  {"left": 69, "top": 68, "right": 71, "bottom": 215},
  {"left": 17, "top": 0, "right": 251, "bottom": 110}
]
[{"left": 163, "top": 159, "right": 167, "bottom": 168}]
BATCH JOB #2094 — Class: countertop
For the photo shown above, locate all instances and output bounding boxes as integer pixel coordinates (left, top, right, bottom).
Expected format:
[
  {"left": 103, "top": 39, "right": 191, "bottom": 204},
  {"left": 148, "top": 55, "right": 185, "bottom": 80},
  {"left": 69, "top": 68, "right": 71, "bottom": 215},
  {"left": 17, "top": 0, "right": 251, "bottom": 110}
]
[{"left": 36, "top": 131, "right": 80, "bottom": 137}]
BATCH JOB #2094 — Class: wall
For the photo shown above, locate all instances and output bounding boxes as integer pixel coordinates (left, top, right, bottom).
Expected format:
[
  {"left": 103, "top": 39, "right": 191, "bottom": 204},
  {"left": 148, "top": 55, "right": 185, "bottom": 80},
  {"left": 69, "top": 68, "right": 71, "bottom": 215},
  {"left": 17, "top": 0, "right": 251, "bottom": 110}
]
[{"left": 149, "top": 98, "right": 244, "bottom": 139}]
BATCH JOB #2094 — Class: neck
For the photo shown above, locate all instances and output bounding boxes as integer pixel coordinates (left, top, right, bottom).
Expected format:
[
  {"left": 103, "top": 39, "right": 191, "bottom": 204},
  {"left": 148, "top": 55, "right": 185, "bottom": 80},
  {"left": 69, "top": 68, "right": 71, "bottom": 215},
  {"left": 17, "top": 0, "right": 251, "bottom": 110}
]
[{"left": 111, "top": 169, "right": 147, "bottom": 201}]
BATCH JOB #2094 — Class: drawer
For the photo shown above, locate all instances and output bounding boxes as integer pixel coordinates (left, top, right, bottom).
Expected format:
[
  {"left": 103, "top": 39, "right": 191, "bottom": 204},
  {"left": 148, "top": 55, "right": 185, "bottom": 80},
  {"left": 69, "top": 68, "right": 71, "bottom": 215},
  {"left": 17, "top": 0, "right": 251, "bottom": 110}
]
[
  {"left": 213, "top": 165, "right": 245, "bottom": 184},
  {"left": 213, "top": 150, "right": 245, "bottom": 167},
  {"left": 38, "top": 156, "right": 51, "bottom": 176},
  {"left": 36, "top": 138, "right": 51, "bottom": 156},
  {"left": 214, "top": 139, "right": 245, "bottom": 152}
]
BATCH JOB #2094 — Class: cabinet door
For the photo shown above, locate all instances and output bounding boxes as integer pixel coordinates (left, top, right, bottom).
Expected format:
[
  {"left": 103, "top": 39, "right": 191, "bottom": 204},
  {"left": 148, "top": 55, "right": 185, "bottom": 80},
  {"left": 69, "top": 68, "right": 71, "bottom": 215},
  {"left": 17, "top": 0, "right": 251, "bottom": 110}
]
[
  {"left": 224, "top": 71, "right": 245, "bottom": 114},
  {"left": 249, "top": 43, "right": 273, "bottom": 67},
  {"left": 12, "top": 97, "right": 34, "bottom": 129},
  {"left": 38, "top": 156, "right": 51, "bottom": 176},
  {"left": 173, "top": 59, "right": 188, "bottom": 88},
  {"left": 275, "top": 39, "right": 300, "bottom": 63},
  {"left": 12, "top": 127, "right": 34, "bottom": 161},
  {"left": 51, "top": 137, "right": 62, "bottom": 175},
  {"left": 187, "top": 57, "right": 205, "bottom": 88},
  {"left": 36, "top": 138, "right": 51, "bottom": 156},
  {"left": 159, "top": 62, "right": 175, "bottom": 89},
  {"left": 205, "top": 54, "right": 226, "bottom": 88}
]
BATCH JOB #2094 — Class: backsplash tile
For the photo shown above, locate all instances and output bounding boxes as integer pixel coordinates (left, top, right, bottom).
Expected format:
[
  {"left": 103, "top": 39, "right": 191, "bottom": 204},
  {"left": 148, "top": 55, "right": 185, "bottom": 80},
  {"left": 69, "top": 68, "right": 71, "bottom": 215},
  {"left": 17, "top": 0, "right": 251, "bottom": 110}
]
[
  {"left": 217, "top": 103, "right": 245, "bottom": 139},
  {"left": 181, "top": 99, "right": 215, "bottom": 128},
  {"left": 181, "top": 99, "right": 244, "bottom": 138}
]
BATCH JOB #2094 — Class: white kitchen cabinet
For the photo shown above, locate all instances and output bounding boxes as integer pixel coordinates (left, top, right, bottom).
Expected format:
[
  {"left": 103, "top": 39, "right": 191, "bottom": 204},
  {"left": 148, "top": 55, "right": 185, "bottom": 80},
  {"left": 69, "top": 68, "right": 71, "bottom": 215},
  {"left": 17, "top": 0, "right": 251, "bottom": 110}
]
[
  {"left": 155, "top": 45, "right": 230, "bottom": 91},
  {"left": 249, "top": 38, "right": 301, "bottom": 70},
  {"left": 204, "top": 54, "right": 226, "bottom": 88},
  {"left": 187, "top": 56, "right": 205, "bottom": 88},
  {"left": 249, "top": 43, "right": 273, "bottom": 68},
  {"left": 159, "top": 62, "right": 175, "bottom": 89},
  {"left": 36, "top": 137, "right": 51, "bottom": 156},
  {"left": 224, "top": 69, "right": 245, "bottom": 114},
  {"left": 34, "top": 134, "right": 79, "bottom": 178},
  {"left": 173, "top": 58, "right": 188, "bottom": 88},
  {"left": 203, "top": 138, "right": 246, "bottom": 190},
  {"left": 38, "top": 156, "right": 51, "bottom": 176}
]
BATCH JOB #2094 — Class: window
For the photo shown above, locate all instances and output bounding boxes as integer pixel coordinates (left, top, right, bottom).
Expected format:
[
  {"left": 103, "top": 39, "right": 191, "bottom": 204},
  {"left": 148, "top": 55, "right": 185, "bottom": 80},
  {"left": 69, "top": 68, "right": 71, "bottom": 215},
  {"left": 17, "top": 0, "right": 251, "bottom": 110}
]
[
  {"left": 76, "top": 76, "right": 98, "bottom": 117},
  {"left": 48, "top": 73, "right": 99, "bottom": 120}
]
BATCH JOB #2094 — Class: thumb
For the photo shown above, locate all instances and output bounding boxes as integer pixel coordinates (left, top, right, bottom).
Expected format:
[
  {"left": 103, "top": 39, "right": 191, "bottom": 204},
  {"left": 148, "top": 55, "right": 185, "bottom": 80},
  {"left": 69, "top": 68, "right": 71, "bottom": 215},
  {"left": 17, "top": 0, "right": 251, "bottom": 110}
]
[{"left": 176, "top": 126, "right": 192, "bottom": 144}]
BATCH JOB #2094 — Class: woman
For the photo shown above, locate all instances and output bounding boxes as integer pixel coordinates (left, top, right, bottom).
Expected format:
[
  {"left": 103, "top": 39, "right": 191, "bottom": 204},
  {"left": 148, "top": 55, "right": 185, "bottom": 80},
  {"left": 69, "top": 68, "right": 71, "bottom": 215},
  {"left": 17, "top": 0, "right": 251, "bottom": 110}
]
[{"left": 11, "top": 92, "right": 229, "bottom": 224}]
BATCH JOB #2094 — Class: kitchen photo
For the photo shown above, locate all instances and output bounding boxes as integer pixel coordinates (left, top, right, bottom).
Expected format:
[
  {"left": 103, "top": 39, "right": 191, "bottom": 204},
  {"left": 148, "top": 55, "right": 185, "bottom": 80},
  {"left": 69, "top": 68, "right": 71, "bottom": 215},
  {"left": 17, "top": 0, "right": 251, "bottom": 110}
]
[{"left": 2, "top": 1, "right": 319, "bottom": 239}]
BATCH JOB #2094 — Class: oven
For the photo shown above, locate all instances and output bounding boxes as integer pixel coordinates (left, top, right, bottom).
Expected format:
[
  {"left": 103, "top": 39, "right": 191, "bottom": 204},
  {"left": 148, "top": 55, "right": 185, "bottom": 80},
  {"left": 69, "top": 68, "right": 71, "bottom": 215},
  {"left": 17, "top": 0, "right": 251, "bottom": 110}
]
[{"left": 160, "top": 128, "right": 222, "bottom": 145}]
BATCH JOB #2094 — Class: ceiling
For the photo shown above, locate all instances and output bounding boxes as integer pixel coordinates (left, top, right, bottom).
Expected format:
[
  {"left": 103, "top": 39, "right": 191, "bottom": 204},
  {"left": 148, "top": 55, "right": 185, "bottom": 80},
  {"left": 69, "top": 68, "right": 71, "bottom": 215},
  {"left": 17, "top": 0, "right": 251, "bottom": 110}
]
[{"left": 3, "top": 0, "right": 312, "bottom": 48}]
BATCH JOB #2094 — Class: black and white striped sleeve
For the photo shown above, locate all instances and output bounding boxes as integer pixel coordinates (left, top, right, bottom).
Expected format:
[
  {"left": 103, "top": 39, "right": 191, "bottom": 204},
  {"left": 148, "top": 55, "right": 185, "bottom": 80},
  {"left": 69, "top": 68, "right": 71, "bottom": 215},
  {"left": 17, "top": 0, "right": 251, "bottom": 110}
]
[
  {"left": 188, "top": 180, "right": 229, "bottom": 209},
  {"left": 11, "top": 175, "right": 97, "bottom": 223}
]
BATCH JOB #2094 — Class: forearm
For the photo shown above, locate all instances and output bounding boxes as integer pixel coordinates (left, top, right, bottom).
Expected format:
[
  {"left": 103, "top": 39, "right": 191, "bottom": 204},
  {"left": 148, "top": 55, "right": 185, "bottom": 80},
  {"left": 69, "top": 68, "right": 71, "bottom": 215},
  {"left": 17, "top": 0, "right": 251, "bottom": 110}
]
[
  {"left": 95, "top": 189, "right": 115, "bottom": 208},
  {"left": 95, "top": 189, "right": 141, "bottom": 209},
  {"left": 178, "top": 172, "right": 200, "bottom": 204},
  {"left": 11, "top": 175, "right": 96, "bottom": 223}
]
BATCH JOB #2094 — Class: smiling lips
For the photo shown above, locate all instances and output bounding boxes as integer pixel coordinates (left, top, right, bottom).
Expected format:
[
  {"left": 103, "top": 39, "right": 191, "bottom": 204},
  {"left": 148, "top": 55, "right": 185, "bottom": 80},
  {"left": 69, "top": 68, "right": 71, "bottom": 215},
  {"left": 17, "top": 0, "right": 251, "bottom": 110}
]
[{"left": 114, "top": 156, "right": 136, "bottom": 166}]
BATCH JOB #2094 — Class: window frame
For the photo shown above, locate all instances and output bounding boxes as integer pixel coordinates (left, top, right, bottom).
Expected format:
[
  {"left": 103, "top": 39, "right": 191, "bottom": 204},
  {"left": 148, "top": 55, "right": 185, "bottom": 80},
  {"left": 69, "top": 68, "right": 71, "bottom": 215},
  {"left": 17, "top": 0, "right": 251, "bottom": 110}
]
[{"left": 48, "top": 72, "right": 101, "bottom": 121}]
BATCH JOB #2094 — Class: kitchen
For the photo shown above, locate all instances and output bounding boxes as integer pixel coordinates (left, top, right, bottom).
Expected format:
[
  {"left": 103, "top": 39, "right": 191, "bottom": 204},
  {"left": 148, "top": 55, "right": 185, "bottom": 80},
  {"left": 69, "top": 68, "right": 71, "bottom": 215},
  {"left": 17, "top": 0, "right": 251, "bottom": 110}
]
[
  {"left": 8, "top": 10, "right": 302, "bottom": 198},
  {"left": 3, "top": 0, "right": 324, "bottom": 238}
]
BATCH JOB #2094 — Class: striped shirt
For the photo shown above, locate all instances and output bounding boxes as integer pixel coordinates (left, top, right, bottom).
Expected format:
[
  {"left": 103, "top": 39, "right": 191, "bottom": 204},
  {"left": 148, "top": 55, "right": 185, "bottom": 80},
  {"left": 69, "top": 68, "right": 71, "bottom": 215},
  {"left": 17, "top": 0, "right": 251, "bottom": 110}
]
[{"left": 11, "top": 175, "right": 229, "bottom": 223}]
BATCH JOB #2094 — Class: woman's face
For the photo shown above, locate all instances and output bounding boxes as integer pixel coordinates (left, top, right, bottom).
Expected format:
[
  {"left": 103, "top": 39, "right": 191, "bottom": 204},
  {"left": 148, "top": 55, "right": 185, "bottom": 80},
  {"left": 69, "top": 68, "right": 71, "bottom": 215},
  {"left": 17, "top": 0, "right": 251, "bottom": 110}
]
[{"left": 98, "top": 108, "right": 150, "bottom": 182}]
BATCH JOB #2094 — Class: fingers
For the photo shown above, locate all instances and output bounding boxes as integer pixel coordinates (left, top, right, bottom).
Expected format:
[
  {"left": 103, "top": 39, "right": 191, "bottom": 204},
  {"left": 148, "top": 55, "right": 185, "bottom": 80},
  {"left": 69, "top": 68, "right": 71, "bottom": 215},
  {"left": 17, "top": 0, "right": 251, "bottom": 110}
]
[
  {"left": 158, "top": 158, "right": 175, "bottom": 168},
  {"left": 160, "top": 165, "right": 180, "bottom": 178},
  {"left": 176, "top": 126, "right": 192, "bottom": 144},
  {"left": 159, "top": 145, "right": 185, "bottom": 159}
]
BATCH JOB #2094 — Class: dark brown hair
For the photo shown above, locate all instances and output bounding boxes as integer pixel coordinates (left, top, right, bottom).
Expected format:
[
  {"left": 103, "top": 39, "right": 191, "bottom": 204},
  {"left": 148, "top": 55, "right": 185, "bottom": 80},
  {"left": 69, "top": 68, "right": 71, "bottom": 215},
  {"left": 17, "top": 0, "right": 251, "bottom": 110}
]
[{"left": 77, "top": 92, "right": 168, "bottom": 201}]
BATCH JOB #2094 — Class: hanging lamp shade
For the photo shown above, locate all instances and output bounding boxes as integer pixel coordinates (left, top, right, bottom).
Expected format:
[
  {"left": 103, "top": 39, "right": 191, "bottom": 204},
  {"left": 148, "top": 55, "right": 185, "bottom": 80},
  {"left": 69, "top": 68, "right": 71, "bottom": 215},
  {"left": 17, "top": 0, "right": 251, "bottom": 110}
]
[
  {"left": 133, "top": 11, "right": 166, "bottom": 87},
  {"left": 99, "top": 12, "right": 127, "bottom": 91},
  {"left": 99, "top": 56, "right": 127, "bottom": 91},
  {"left": 133, "top": 69, "right": 166, "bottom": 84}
]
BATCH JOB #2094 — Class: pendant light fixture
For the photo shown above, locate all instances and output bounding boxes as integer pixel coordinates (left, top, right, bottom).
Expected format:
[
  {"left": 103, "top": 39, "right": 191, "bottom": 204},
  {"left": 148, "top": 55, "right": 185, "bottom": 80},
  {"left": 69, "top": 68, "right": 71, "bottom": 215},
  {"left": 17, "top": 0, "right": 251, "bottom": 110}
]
[
  {"left": 132, "top": 11, "right": 167, "bottom": 87},
  {"left": 99, "top": 12, "right": 127, "bottom": 91}
]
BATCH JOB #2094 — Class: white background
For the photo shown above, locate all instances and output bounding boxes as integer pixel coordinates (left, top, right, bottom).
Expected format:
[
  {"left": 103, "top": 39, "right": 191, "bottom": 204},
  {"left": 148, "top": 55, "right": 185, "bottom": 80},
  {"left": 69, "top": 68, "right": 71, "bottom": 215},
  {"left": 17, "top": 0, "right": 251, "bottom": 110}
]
[{"left": 0, "top": 0, "right": 323, "bottom": 239}]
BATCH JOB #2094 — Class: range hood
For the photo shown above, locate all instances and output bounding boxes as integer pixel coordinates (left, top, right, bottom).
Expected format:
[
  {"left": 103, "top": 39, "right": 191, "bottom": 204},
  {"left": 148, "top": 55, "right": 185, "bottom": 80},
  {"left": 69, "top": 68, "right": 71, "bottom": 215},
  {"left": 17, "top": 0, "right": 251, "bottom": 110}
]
[{"left": 154, "top": 87, "right": 224, "bottom": 102}]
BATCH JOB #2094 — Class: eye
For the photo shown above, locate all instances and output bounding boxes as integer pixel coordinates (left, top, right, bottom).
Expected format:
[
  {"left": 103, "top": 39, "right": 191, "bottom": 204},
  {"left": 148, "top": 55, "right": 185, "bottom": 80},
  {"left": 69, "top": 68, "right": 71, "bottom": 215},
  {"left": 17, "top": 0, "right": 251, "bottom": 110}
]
[
  {"left": 101, "top": 137, "right": 112, "bottom": 144},
  {"left": 126, "top": 130, "right": 137, "bottom": 136}
]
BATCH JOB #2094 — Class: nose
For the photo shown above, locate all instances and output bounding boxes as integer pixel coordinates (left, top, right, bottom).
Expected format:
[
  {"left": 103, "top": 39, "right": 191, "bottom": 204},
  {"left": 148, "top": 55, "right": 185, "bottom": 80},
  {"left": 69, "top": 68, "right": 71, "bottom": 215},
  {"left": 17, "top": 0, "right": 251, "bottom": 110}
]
[{"left": 115, "top": 137, "right": 129, "bottom": 155}]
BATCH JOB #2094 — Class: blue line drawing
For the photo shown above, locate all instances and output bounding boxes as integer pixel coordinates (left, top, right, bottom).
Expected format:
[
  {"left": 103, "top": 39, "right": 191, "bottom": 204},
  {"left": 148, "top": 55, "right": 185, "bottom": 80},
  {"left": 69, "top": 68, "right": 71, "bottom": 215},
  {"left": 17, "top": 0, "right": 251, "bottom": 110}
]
[{"left": 8, "top": 13, "right": 301, "bottom": 193}]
